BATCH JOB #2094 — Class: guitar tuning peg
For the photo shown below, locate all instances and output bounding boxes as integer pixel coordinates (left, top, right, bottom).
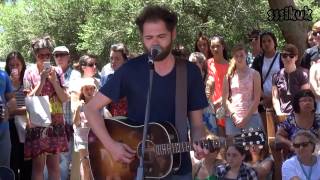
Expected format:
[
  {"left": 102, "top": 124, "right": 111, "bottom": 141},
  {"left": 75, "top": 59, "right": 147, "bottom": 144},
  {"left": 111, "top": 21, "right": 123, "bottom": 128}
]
[
  {"left": 256, "top": 141, "right": 260, "bottom": 144},
  {"left": 242, "top": 142, "right": 246, "bottom": 146},
  {"left": 241, "top": 134, "right": 245, "bottom": 137},
  {"left": 248, "top": 132, "right": 252, "bottom": 136},
  {"left": 250, "top": 142, "right": 253, "bottom": 145},
  {"left": 255, "top": 132, "right": 258, "bottom": 135}
]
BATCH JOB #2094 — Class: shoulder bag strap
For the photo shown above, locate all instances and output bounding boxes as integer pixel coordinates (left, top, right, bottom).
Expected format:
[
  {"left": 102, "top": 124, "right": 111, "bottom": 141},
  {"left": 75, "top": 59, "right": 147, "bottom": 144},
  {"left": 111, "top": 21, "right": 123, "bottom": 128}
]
[
  {"left": 175, "top": 58, "right": 188, "bottom": 142},
  {"left": 263, "top": 52, "right": 279, "bottom": 85}
]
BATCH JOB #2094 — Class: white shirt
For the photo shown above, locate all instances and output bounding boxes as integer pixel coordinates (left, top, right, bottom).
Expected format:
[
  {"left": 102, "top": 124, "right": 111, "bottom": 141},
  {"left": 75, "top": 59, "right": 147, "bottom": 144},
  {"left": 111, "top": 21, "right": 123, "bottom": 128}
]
[
  {"left": 262, "top": 53, "right": 280, "bottom": 96},
  {"left": 282, "top": 155, "right": 320, "bottom": 180}
]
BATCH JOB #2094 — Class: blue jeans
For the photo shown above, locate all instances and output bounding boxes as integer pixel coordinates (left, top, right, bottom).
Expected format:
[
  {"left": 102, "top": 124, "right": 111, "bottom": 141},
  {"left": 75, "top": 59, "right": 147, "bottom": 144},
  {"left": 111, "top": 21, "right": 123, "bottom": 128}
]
[
  {"left": 225, "top": 113, "right": 264, "bottom": 136},
  {"left": 0, "top": 122, "right": 11, "bottom": 167}
]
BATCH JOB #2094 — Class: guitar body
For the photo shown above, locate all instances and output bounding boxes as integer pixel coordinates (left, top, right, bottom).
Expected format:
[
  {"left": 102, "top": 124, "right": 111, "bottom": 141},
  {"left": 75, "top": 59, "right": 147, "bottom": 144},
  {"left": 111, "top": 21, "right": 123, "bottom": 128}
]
[{"left": 88, "top": 118, "right": 181, "bottom": 180}]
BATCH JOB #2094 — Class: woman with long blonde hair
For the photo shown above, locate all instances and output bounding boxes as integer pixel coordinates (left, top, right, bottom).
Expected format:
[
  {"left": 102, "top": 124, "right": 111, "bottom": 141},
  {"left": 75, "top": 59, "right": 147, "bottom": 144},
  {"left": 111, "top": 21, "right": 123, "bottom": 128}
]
[{"left": 222, "top": 44, "right": 263, "bottom": 136}]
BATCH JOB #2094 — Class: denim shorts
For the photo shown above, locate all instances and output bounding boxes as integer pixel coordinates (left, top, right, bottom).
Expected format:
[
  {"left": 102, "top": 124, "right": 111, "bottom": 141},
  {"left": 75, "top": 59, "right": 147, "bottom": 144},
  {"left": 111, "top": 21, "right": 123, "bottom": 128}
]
[{"left": 225, "top": 113, "right": 264, "bottom": 136}]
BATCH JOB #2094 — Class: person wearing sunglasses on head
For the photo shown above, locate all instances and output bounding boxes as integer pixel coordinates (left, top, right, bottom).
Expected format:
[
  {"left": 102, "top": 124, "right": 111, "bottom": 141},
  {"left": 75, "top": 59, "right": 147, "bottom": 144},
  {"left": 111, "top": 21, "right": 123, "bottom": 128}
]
[
  {"left": 282, "top": 130, "right": 320, "bottom": 180},
  {"left": 272, "top": 44, "right": 309, "bottom": 119},
  {"left": 275, "top": 89, "right": 320, "bottom": 159},
  {"left": 24, "top": 36, "right": 69, "bottom": 180},
  {"left": 301, "top": 21, "right": 320, "bottom": 70}
]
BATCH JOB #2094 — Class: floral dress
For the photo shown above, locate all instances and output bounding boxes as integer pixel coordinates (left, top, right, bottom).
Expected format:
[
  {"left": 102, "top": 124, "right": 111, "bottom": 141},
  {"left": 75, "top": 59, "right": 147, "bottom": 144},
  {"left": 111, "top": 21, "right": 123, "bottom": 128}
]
[{"left": 23, "top": 65, "right": 68, "bottom": 159}]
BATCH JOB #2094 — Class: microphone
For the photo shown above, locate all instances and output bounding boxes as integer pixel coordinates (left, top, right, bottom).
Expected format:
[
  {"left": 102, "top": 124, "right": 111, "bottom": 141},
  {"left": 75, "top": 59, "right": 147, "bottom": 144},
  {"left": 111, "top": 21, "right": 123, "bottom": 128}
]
[{"left": 148, "top": 45, "right": 161, "bottom": 64}]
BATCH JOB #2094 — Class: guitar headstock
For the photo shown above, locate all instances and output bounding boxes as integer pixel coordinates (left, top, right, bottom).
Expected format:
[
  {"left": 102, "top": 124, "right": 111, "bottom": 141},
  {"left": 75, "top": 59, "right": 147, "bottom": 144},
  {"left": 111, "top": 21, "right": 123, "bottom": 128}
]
[{"left": 233, "top": 128, "right": 266, "bottom": 148}]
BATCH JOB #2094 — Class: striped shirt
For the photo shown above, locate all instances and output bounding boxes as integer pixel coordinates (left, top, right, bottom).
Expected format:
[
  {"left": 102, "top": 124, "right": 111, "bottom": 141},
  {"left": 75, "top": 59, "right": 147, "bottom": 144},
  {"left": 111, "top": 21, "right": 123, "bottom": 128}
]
[{"left": 13, "top": 85, "right": 25, "bottom": 108}]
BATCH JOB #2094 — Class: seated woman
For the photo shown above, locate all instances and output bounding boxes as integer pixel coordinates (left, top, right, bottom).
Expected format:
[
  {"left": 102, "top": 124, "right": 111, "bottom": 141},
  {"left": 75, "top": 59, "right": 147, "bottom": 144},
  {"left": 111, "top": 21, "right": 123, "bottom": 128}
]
[
  {"left": 282, "top": 130, "right": 320, "bottom": 180},
  {"left": 192, "top": 133, "right": 225, "bottom": 180},
  {"left": 216, "top": 144, "right": 258, "bottom": 180},
  {"left": 275, "top": 89, "right": 320, "bottom": 158},
  {"left": 246, "top": 144, "right": 274, "bottom": 180}
]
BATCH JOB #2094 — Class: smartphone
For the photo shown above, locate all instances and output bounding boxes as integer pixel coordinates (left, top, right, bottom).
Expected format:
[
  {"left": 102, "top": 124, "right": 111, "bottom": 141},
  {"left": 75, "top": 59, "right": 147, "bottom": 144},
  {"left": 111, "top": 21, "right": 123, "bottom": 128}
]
[
  {"left": 11, "top": 68, "right": 19, "bottom": 78},
  {"left": 44, "top": 61, "right": 51, "bottom": 70}
]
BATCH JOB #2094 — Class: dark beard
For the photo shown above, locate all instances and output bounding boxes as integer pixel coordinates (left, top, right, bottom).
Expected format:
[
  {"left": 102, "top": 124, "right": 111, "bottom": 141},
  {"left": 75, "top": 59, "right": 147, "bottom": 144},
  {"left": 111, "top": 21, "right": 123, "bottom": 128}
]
[{"left": 153, "top": 43, "right": 171, "bottom": 62}]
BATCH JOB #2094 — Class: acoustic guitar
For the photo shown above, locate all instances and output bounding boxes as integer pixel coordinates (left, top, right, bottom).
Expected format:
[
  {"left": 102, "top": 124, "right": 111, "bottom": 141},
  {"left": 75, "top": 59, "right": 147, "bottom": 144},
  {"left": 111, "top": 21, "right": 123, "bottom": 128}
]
[{"left": 88, "top": 118, "right": 265, "bottom": 180}]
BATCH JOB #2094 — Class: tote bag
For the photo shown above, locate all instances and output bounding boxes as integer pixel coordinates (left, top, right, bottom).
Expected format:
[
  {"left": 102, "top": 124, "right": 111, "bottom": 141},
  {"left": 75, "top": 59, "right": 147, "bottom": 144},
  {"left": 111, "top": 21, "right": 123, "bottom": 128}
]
[{"left": 25, "top": 96, "right": 52, "bottom": 127}]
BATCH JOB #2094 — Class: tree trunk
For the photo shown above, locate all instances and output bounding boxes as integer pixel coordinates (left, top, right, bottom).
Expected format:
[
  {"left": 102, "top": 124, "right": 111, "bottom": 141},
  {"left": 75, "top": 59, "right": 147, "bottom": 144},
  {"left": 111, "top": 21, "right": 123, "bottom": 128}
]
[{"left": 268, "top": 0, "right": 311, "bottom": 65}]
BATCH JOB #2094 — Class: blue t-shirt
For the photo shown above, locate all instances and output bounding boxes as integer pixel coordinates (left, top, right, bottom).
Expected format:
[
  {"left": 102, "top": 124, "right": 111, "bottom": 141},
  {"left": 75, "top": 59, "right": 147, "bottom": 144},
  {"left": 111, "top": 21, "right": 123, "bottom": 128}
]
[
  {"left": 100, "top": 54, "right": 208, "bottom": 175},
  {"left": 0, "top": 70, "right": 14, "bottom": 129}
]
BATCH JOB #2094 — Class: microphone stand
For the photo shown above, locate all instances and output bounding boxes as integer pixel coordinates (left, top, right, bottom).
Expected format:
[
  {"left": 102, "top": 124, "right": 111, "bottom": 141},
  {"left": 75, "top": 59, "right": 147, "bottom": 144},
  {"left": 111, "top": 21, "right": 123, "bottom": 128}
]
[{"left": 136, "top": 59, "right": 155, "bottom": 180}]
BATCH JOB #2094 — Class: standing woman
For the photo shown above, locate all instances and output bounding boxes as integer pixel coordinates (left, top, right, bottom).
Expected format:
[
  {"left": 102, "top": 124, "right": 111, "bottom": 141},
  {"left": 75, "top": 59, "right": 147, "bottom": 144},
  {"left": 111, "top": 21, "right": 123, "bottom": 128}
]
[
  {"left": 5, "top": 51, "right": 32, "bottom": 180},
  {"left": 23, "top": 36, "right": 69, "bottom": 180},
  {"left": 272, "top": 44, "right": 309, "bottom": 117},
  {"left": 207, "top": 36, "right": 229, "bottom": 136},
  {"left": 251, "top": 31, "right": 283, "bottom": 137},
  {"left": 222, "top": 44, "right": 263, "bottom": 136},
  {"left": 195, "top": 32, "right": 213, "bottom": 59}
]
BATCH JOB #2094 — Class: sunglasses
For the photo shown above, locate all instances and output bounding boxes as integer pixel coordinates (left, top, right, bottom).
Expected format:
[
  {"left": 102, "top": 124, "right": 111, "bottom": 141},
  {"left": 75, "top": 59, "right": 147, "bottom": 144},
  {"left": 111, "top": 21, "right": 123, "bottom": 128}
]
[
  {"left": 37, "top": 53, "right": 51, "bottom": 59},
  {"left": 54, "top": 53, "right": 69, "bottom": 58},
  {"left": 312, "top": 31, "right": 320, "bottom": 37},
  {"left": 292, "top": 141, "right": 311, "bottom": 148},
  {"left": 86, "top": 62, "right": 97, "bottom": 67},
  {"left": 281, "top": 53, "right": 295, "bottom": 59}
]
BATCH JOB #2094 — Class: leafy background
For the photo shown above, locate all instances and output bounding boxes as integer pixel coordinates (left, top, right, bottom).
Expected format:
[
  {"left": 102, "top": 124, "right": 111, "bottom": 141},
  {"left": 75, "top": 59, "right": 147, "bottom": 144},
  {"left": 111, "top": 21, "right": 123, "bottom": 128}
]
[{"left": 0, "top": 0, "right": 319, "bottom": 68}]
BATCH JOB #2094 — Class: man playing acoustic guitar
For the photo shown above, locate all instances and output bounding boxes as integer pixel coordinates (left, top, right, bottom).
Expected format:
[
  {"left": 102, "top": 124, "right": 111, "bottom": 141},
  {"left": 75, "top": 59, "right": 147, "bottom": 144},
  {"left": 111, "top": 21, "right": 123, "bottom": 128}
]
[{"left": 84, "top": 5, "right": 209, "bottom": 179}]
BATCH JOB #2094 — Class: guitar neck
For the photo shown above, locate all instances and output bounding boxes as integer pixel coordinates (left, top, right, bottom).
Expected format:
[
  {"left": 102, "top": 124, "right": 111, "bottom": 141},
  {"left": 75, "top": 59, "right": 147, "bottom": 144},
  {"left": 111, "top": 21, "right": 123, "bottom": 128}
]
[{"left": 155, "top": 139, "right": 226, "bottom": 155}]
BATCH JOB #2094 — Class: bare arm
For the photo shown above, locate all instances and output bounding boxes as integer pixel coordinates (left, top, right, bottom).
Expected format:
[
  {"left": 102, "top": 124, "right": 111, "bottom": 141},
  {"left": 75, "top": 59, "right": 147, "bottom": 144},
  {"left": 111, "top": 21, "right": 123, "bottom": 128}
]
[
  {"left": 275, "top": 127, "right": 292, "bottom": 150},
  {"left": 272, "top": 85, "right": 283, "bottom": 116},
  {"left": 84, "top": 92, "right": 135, "bottom": 163},
  {"left": 243, "top": 71, "right": 261, "bottom": 119},
  {"left": 189, "top": 109, "right": 206, "bottom": 142},
  {"left": 310, "top": 66, "right": 320, "bottom": 98},
  {"left": 253, "top": 158, "right": 273, "bottom": 179},
  {"left": 5, "top": 92, "right": 16, "bottom": 116},
  {"left": 222, "top": 76, "right": 231, "bottom": 114},
  {"left": 49, "top": 69, "right": 69, "bottom": 102}
]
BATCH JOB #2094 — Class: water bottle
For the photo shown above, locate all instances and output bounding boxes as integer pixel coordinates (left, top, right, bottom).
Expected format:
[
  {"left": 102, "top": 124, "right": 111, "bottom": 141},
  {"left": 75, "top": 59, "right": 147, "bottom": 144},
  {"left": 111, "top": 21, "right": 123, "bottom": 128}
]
[{"left": 0, "top": 95, "right": 5, "bottom": 122}]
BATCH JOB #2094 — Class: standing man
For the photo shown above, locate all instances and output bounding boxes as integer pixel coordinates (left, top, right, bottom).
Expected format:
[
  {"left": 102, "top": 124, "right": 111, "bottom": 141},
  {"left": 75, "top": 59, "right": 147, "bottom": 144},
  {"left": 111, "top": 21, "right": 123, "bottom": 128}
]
[
  {"left": 53, "top": 46, "right": 81, "bottom": 180},
  {"left": 0, "top": 70, "right": 16, "bottom": 167},
  {"left": 247, "top": 29, "right": 262, "bottom": 67},
  {"left": 100, "top": 43, "right": 128, "bottom": 87},
  {"left": 84, "top": 5, "right": 208, "bottom": 179}
]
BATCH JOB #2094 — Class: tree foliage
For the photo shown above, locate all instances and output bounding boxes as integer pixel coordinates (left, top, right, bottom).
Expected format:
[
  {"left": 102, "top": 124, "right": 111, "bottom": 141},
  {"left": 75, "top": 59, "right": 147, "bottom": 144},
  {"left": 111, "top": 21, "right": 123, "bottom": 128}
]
[{"left": 0, "top": 0, "right": 319, "bottom": 65}]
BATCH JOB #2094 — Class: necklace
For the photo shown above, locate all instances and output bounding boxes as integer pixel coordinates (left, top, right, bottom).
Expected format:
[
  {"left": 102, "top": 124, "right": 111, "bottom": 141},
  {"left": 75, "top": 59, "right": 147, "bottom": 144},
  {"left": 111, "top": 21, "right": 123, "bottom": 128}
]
[{"left": 298, "top": 156, "right": 316, "bottom": 180}]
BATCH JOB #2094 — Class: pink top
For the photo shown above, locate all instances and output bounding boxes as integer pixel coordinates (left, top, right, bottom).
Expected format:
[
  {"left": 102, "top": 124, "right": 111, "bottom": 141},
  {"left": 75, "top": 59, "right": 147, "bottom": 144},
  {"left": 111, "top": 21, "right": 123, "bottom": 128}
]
[
  {"left": 230, "top": 68, "right": 257, "bottom": 119},
  {"left": 207, "top": 58, "right": 228, "bottom": 103},
  {"left": 23, "top": 65, "right": 65, "bottom": 125}
]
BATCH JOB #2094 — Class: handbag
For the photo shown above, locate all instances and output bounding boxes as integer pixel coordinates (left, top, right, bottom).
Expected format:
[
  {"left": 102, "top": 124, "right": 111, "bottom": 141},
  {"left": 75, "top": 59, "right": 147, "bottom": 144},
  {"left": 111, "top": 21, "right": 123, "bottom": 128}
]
[
  {"left": 25, "top": 96, "right": 52, "bottom": 127},
  {"left": 14, "top": 115, "right": 27, "bottom": 143}
]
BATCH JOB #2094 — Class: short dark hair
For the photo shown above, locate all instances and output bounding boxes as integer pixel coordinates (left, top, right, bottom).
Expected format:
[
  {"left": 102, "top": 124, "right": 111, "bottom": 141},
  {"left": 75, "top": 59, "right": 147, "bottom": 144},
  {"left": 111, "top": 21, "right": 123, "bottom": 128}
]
[
  {"left": 292, "top": 89, "right": 317, "bottom": 113},
  {"left": 281, "top": 43, "right": 299, "bottom": 56},
  {"left": 135, "top": 5, "right": 178, "bottom": 33},
  {"left": 248, "top": 29, "right": 261, "bottom": 38},
  {"left": 260, "top": 31, "right": 278, "bottom": 51},
  {"left": 5, "top": 51, "right": 26, "bottom": 83}
]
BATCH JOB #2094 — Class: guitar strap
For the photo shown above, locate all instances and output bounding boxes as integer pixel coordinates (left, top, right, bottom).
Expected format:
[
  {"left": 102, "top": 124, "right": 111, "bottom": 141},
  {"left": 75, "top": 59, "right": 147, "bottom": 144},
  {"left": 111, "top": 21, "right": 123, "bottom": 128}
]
[{"left": 175, "top": 58, "right": 188, "bottom": 142}]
